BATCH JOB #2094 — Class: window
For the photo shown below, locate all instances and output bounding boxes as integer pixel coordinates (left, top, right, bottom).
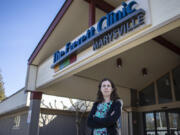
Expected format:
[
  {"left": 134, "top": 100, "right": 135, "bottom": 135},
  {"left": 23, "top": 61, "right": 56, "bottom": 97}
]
[
  {"left": 157, "top": 73, "right": 172, "bottom": 104},
  {"left": 172, "top": 66, "right": 180, "bottom": 101},
  {"left": 139, "top": 83, "right": 156, "bottom": 106}
]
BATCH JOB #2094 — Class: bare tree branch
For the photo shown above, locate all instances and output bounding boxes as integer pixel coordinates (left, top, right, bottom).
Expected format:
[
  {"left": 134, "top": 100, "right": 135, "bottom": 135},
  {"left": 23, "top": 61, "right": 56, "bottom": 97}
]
[
  {"left": 69, "top": 99, "right": 76, "bottom": 110},
  {"left": 41, "top": 100, "right": 49, "bottom": 108},
  {"left": 60, "top": 101, "right": 68, "bottom": 110},
  {"left": 49, "top": 102, "right": 53, "bottom": 109},
  {"left": 54, "top": 99, "right": 57, "bottom": 109}
]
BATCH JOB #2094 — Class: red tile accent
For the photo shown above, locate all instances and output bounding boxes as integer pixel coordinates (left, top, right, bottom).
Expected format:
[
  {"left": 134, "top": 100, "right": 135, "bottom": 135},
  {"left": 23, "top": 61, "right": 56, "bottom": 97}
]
[
  {"left": 70, "top": 54, "right": 77, "bottom": 64},
  {"left": 30, "top": 91, "right": 43, "bottom": 100}
]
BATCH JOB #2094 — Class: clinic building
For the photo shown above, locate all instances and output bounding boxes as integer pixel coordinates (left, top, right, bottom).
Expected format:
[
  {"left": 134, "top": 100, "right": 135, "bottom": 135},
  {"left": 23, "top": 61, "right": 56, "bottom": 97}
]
[{"left": 1, "top": 0, "right": 180, "bottom": 135}]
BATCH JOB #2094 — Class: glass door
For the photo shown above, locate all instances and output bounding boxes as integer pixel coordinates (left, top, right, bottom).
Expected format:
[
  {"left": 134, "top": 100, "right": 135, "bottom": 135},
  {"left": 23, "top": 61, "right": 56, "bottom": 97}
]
[
  {"left": 168, "top": 111, "right": 180, "bottom": 134},
  {"left": 145, "top": 112, "right": 156, "bottom": 135},
  {"left": 144, "top": 109, "right": 180, "bottom": 135},
  {"left": 156, "top": 112, "right": 168, "bottom": 135}
]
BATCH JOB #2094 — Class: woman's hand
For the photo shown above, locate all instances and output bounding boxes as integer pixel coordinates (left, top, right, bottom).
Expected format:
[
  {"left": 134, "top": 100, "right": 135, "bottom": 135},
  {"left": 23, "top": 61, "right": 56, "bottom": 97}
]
[{"left": 111, "top": 111, "right": 115, "bottom": 116}]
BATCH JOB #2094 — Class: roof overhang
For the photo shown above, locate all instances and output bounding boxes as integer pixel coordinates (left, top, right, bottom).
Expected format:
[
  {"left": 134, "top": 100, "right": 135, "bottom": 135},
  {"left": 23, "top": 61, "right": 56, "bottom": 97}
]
[
  {"left": 28, "top": 0, "right": 117, "bottom": 66},
  {"left": 28, "top": 0, "right": 73, "bottom": 65}
]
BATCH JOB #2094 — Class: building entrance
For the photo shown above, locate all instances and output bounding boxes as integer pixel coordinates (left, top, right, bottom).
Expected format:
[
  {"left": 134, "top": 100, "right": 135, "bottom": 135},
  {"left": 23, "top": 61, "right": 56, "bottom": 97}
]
[{"left": 144, "top": 109, "right": 180, "bottom": 135}]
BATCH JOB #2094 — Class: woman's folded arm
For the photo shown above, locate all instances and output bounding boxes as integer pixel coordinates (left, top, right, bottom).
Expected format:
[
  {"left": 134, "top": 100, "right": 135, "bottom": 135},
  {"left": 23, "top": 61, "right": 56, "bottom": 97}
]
[
  {"left": 87, "top": 103, "right": 106, "bottom": 129},
  {"left": 93, "top": 101, "right": 121, "bottom": 127}
]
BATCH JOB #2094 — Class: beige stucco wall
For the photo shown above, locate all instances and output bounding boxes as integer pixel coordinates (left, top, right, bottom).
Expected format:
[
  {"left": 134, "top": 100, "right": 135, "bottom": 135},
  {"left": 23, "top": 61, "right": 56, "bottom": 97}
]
[
  {"left": 26, "top": 65, "right": 38, "bottom": 91},
  {"left": 150, "top": 0, "right": 180, "bottom": 26},
  {"left": 0, "top": 89, "right": 28, "bottom": 115}
]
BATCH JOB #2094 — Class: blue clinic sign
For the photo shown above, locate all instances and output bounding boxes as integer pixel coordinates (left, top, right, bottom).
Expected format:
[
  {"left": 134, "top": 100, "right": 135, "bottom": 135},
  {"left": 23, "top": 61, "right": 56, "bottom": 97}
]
[{"left": 51, "top": 1, "right": 145, "bottom": 68}]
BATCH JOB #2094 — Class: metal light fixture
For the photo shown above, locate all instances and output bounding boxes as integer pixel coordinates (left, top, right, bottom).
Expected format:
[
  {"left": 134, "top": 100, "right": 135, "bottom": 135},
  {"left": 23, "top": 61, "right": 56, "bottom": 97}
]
[
  {"left": 142, "top": 68, "right": 148, "bottom": 76},
  {"left": 116, "top": 58, "right": 122, "bottom": 68}
]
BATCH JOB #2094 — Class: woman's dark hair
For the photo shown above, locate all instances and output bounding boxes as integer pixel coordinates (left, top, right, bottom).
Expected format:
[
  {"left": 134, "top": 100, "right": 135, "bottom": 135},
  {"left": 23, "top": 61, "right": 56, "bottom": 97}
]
[{"left": 96, "top": 78, "right": 120, "bottom": 103}]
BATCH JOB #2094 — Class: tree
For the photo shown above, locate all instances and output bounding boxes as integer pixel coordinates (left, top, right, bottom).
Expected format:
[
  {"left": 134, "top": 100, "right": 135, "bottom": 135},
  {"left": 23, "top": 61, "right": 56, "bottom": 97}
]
[
  {"left": 39, "top": 96, "right": 69, "bottom": 127},
  {"left": 38, "top": 95, "right": 92, "bottom": 135},
  {"left": 39, "top": 99, "right": 58, "bottom": 127},
  {"left": 0, "top": 70, "right": 6, "bottom": 101},
  {"left": 69, "top": 99, "right": 92, "bottom": 135}
]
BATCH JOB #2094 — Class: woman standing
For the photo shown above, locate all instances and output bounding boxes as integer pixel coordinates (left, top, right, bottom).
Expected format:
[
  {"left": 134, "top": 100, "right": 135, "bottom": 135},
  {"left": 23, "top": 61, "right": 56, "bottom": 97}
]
[{"left": 87, "top": 78, "right": 122, "bottom": 135}]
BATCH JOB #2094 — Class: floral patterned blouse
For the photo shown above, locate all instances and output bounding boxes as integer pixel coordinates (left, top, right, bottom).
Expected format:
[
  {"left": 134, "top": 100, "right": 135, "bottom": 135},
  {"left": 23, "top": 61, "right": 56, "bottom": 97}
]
[{"left": 93, "top": 101, "right": 112, "bottom": 135}]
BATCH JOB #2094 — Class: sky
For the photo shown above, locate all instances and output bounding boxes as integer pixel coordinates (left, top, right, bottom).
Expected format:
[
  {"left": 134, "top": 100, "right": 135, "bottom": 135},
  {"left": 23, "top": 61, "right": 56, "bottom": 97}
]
[{"left": 0, "top": 0, "right": 66, "bottom": 97}]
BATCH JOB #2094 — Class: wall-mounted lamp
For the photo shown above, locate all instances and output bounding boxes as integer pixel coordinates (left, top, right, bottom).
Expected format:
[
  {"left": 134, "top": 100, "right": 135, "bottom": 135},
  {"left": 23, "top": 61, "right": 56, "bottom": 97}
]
[
  {"left": 116, "top": 58, "right": 122, "bottom": 68},
  {"left": 142, "top": 68, "right": 148, "bottom": 76}
]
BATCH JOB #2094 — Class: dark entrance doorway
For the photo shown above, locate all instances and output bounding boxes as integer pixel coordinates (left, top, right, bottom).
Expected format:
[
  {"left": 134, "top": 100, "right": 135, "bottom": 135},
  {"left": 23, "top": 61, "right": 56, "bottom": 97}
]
[{"left": 143, "top": 109, "right": 180, "bottom": 135}]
